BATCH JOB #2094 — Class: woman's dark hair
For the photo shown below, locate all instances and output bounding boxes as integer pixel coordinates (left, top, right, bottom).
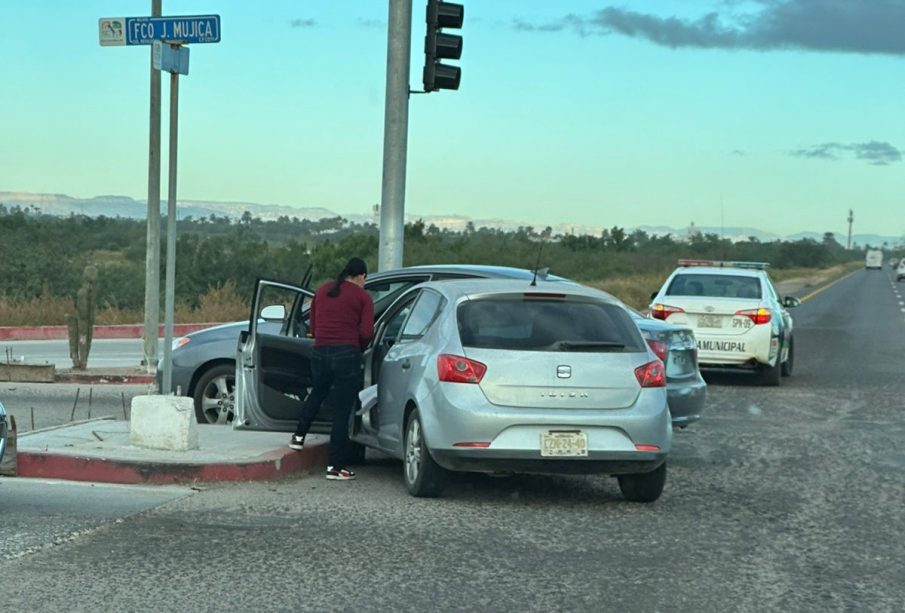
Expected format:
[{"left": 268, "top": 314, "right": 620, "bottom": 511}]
[{"left": 327, "top": 257, "right": 368, "bottom": 297}]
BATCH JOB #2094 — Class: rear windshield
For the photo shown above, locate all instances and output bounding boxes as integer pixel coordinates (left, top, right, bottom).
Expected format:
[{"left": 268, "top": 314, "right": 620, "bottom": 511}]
[
  {"left": 666, "top": 273, "right": 761, "bottom": 299},
  {"left": 457, "top": 298, "right": 645, "bottom": 352}
]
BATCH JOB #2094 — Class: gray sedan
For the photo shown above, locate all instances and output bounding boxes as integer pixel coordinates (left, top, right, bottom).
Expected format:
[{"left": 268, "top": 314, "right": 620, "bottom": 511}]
[{"left": 237, "top": 278, "right": 672, "bottom": 501}]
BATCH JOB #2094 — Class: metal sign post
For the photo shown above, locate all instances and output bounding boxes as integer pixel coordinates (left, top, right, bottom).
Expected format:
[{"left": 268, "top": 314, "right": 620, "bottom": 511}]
[
  {"left": 154, "top": 42, "right": 189, "bottom": 396},
  {"left": 100, "top": 14, "right": 218, "bottom": 393}
]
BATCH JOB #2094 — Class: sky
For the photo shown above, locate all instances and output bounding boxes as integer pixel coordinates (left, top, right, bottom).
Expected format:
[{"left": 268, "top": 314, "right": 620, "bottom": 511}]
[{"left": 1, "top": 0, "right": 904, "bottom": 238}]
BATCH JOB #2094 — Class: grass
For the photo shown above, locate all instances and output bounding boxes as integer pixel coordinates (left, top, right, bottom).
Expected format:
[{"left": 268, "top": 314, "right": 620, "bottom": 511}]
[
  {"left": 0, "top": 281, "right": 250, "bottom": 327},
  {"left": 0, "top": 264, "right": 862, "bottom": 327}
]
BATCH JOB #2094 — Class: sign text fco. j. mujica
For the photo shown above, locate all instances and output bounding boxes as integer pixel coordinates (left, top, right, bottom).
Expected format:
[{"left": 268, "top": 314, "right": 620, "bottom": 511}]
[{"left": 98, "top": 15, "right": 220, "bottom": 46}]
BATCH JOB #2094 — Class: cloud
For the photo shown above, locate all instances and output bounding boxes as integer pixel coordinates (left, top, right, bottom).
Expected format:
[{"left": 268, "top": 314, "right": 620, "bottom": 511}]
[
  {"left": 515, "top": 1, "right": 905, "bottom": 55},
  {"left": 289, "top": 18, "right": 317, "bottom": 28},
  {"left": 791, "top": 141, "right": 902, "bottom": 165}
]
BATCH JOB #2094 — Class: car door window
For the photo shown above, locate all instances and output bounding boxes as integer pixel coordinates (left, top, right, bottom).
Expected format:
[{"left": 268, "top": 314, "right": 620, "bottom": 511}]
[
  {"left": 400, "top": 290, "right": 443, "bottom": 340},
  {"left": 366, "top": 276, "right": 430, "bottom": 316}
]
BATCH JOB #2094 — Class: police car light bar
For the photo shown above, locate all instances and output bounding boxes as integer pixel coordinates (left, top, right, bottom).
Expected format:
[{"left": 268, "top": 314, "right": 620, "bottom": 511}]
[{"left": 677, "top": 259, "right": 770, "bottom": 269}]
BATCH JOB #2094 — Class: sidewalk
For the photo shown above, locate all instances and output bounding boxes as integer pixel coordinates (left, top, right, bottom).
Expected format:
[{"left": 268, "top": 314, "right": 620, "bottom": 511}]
[{"left": 15, "top": 418, "right": 328, "bottom": 485}]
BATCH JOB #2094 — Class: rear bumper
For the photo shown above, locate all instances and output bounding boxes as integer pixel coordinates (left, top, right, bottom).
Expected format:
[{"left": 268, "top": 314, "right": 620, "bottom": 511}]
[
  {"left": 430, "top": 448, "right": 666, "bottom": 476},
  {"left": 667, "top": 375, "right": 707, "bottom": 426},
  {"left": 696, "top": 330, "right": 773, "bottom": 366}
]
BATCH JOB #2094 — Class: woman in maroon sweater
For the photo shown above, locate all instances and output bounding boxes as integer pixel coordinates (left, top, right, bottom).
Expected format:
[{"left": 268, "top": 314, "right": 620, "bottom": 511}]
[{"left": 289, "top": 257, "right": 374, "bottom": 481}]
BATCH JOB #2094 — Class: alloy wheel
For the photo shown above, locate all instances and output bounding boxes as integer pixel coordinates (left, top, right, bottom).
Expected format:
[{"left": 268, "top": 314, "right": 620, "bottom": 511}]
[
  {"left": 200, "top": 374, "right": 235, "bottom": 425},
  {"left": 405, "top": 417, "right": 422, "bottom": 484}
]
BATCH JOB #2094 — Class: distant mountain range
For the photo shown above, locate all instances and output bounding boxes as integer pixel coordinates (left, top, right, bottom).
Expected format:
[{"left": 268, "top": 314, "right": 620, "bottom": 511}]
[{"left": 1, "top": 190, "right": 900, "bottom": 248}]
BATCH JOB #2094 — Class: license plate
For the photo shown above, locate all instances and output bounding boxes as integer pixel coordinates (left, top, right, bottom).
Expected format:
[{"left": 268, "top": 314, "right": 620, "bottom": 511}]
[
  {"left": 540, "top": 431, "right": 588, "bottom": 457},
  {"left": 698, "top": 314, "right": 722, "bottom": 328}
]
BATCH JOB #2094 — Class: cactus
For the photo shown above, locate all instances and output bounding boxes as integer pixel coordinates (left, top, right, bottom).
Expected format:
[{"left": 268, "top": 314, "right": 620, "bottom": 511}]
[{"left": 66, "top": 265, "right": 98, "bottom": 370}]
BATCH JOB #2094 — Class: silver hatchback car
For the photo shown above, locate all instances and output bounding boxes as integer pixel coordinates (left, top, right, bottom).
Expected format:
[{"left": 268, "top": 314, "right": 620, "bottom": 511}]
[{"left": 237, "top": 279, "right": 672, "bottom": 502}]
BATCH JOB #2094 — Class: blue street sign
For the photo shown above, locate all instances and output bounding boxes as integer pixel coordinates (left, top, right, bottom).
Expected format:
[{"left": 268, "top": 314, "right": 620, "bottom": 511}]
[
  {"left": 99, "top": 15, "right": 220, "bottom": 46},
  {"left": 152, "top": 41, "right": 190, "bottom": 75}
]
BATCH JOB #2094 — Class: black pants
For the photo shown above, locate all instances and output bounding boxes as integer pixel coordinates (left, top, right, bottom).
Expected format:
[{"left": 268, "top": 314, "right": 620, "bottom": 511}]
[{"left": 294, "top": 345, "right": 362, "bottom": 468}]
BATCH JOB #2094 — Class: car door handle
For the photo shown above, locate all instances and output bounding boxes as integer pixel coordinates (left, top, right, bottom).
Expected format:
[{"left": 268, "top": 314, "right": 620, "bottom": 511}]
[{"left": 401, "top": 359, "right": 411, "bottom": 370}]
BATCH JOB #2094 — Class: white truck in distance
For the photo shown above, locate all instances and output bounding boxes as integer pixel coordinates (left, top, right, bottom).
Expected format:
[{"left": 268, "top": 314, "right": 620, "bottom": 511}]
[{"left": 865, "top": 250, "right": 883, "bottom": 270}]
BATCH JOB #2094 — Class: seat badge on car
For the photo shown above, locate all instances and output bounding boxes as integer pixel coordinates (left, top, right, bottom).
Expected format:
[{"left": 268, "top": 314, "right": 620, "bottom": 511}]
[{"left": 556, "top": 365, "right": 572, "bottom": 379}]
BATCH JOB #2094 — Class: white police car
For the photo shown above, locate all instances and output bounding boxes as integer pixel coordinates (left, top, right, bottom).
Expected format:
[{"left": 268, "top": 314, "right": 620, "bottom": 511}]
[{"left": 648, "top": 260, "right": 800, "bottom": 386}]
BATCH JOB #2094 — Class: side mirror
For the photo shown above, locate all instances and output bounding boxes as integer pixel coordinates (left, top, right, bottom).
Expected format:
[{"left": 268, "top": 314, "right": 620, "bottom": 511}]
[
  {"left": 649, "top": 291, "right": 658, "bottom": 301},
  {"left": 782, "top": 296, "right": 801, "bottom": 308},
  {"left": 260, "top": 304, "right": 287, "bottom": 321}
]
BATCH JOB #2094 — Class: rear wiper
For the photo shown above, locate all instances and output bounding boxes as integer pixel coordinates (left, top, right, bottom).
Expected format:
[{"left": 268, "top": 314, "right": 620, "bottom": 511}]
[{"left": 554, "top": 341, "right": 626, "bottom": 352}]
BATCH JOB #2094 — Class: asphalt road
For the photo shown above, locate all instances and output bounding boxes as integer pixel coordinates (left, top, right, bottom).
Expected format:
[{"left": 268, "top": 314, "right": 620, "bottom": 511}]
[
  {"left": 0, "top": 337, "right": 164, "bottom": 368},
  {"left": 0, "top": 479, "right": 193, "bottom": 560},
  {"left": 0, "top": 268, "right": 902, "bottom": 612}
]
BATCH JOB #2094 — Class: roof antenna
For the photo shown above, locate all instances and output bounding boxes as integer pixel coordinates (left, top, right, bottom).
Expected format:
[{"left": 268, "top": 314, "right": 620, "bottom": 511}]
[{"left": 530, "top": 241, "right": 545, "bottom": 286}]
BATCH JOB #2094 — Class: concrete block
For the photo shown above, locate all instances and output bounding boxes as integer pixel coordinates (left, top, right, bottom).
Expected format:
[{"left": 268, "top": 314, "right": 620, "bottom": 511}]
[{"left": 130, "top": 395, "right": 199, "bottom": 451}]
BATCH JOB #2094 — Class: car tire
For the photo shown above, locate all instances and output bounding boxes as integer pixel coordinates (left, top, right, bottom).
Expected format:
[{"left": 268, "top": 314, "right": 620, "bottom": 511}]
[
  {"left": 618, "top": 461, "right": 666, "bottom": 503},
  {"left": 403, "top": 410, "right": 446, "bottom": 498},
  {"left": 759, "top": 342, "right": 782, "bottom": 386},
  {"left": 192, "top": 363, "right": 236, "bottom": 425},
  {"left": 781, "top": 336, "right": 794, "bottom": 377}
]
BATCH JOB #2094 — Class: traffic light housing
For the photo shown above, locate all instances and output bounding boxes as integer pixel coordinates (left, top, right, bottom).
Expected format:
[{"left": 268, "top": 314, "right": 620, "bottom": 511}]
[{"left": 423, "top": 0, "right": 463, "bottom": 92}]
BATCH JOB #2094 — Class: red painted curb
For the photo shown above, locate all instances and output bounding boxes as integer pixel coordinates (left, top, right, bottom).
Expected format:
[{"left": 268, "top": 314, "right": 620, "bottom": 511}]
[
  {"left": 16, "top": 443, "right": 329, "bottom": 484},
  {"left": 0, "top": 323, "right": 224, "bottom": 341}
]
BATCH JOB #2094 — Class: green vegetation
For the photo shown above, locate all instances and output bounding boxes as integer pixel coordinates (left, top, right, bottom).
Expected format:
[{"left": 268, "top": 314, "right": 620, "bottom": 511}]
[{"left": 0, "top": 205, "right": 861, "bottom": 325}]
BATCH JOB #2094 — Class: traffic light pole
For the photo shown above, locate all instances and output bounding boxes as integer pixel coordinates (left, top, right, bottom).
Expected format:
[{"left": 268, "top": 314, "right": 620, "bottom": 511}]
[{"left": 378, "top": 0, "right": 413, "bottom": 272}]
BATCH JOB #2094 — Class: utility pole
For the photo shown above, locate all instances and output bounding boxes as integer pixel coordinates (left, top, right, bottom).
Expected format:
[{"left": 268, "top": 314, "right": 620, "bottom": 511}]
[
  {"left": 847, "top": 209, "right": 854, "bottom": 250},
  {"left": 378, "top": 0, "right": 413, "bottom": 272},
  {"left": 142, "top": 0, "right": 162, "bottom": 373}
]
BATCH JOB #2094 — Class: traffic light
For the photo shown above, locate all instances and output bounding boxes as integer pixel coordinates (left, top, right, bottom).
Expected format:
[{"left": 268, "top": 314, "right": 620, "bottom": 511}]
[{"left": 423, "top": 0, "right": 464, "bottom": 92}]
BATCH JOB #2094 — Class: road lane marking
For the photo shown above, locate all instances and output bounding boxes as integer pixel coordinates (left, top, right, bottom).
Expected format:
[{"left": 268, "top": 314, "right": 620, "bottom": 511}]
[{"left": 799, "top": 269, "right": 860, "bottom": 303}]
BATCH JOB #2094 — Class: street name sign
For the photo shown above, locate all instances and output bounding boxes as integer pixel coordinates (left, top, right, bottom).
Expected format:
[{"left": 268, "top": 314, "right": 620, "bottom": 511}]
[
  {"left": 152, "top": 41, "right": 190, "bottom": 75},
  {"left": 99, "top": 15, "right": 220, "bottom": 46}
]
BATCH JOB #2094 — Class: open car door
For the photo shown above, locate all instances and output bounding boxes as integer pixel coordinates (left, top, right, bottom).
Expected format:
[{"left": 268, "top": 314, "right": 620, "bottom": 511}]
[{"left": 235, "top": 279, "right": 316, "bottom": 432}]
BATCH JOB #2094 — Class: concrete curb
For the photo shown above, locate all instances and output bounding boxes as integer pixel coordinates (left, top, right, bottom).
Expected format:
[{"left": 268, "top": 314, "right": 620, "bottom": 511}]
[
  {"left": 0, "top": 322, "right": 224, "bottom": 341},
  {"left": 16, "top": 442, "right": 329, "bottom": 485},
  {"left": 55, "top": 372, "right": 157, "bottom": 385}
]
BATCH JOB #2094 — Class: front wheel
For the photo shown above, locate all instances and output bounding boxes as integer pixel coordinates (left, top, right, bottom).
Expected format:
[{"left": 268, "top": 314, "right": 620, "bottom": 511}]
[
  {"left": 192, "top": 363, "right": 236, "bottom": 424},
  {"left": 403, "top": 410, "right": 447, "bottom": 498},
  {"left": 618, "top": 462, "right": 666, "bottom": 503}
]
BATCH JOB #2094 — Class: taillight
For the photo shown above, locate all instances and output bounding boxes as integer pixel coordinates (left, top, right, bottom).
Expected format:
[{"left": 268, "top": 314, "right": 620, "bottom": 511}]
[
  {"left": 736, "top": 308, "right": 771, "bottom": 325},
  {"left": 437, "top": 354, "right": 487, "bottom": 384},
  {"left": 645, "top": 339, "right": 668, "bottom": 362},
  {"left": 634, "top": 360, "right": 665, "bottom": 388},
  {"left": 650, "top": 304, "right": 684, "bottom": 321},
  {"left": 635, "top": 444, "right": 661, "bottom": 452}
]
